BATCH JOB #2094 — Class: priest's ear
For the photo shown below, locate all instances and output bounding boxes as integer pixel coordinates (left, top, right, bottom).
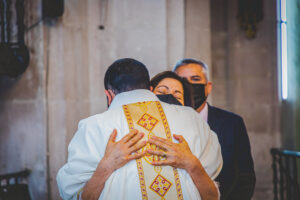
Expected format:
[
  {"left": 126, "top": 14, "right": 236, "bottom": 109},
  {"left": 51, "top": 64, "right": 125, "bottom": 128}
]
[
  {"left": 104, "top": 89, "right": 116, "bottom": 105},
  {"left": 150, "top": 86, "right": 153, "bottom": 92}
]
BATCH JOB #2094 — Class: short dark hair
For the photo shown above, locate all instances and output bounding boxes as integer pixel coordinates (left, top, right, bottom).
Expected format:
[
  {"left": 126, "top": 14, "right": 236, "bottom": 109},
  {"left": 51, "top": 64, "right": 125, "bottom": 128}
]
[
  {"left": 104, "top": 58, "right": 150, "bottom": 94},
  {"left": 150, "top": 71, "right": 194, "bottom": 107},
  {"left": 173, "top": 58, "right": 209, "bottom": 81}
]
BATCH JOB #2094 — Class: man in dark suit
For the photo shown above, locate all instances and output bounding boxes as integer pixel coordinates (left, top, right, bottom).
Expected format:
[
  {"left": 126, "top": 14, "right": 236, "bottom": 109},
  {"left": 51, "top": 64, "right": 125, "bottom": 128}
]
[{"left": 174, "top": 58, "right": 256, "bottom": 200}]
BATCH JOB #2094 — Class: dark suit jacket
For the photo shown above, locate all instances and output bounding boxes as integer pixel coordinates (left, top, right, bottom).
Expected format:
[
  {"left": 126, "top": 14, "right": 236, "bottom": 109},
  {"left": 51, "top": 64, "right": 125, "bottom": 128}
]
[{"left": 207, "top": 105, "right": 256, "bottom": 200}]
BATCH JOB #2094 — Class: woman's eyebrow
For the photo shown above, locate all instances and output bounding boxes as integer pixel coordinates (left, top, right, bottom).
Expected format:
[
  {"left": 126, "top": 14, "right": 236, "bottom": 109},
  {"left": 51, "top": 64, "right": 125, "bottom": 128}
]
[
  {"left": 156, "top": 85, "right": 169, "bottom": 90},
  {"left": 174, "top": 90, "right": 183, "bottom": 94}
]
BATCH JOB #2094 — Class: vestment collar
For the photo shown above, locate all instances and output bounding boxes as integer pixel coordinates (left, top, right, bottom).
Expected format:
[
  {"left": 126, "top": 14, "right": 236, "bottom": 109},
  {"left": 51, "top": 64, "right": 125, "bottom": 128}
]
[{"left": 108, "top": 89, "right": 159, "bottom": 110}]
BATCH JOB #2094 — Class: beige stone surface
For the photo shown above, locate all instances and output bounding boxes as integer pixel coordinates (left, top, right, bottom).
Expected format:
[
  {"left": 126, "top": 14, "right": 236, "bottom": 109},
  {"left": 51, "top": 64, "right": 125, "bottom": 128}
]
[
  {"left": 185, "top": 0, "right": 211, "bottom": 72},
  {"left": 211, "top": 1, "right": 280, "bottom": 200},
  {"left": 166, "top": 0, "right": 185, "bottom": 68},
  {"left": 0, "top": 0, "right": 47, "bottom": 199}
]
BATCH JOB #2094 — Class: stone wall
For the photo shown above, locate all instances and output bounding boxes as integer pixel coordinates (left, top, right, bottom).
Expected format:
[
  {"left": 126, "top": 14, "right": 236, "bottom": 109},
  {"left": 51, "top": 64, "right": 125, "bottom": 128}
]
[
  {"left": 210, "top": 0, "right": 281, "bottom": 199},
  {"left": 0, "top": 1, "right": 47, "bottom": 199}
]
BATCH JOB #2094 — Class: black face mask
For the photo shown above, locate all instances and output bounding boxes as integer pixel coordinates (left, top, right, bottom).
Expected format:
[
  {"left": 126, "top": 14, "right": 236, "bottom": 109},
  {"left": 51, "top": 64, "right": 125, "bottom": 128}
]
[
  {"left": 191, "top": 84, "right": 207, "bottom": 109},
  {"left": 157, "top": 94, "right": 183, "bottom": 106}
]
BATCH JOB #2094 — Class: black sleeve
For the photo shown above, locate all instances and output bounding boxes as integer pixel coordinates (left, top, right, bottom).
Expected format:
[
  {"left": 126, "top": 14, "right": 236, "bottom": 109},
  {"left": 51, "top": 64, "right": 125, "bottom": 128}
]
[{"left": 227, "top": 117, "right": 256, "bottom": 200}]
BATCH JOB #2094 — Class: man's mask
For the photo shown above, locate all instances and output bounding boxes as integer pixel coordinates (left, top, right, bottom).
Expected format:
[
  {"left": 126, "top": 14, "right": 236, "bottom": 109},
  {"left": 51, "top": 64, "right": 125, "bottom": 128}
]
[
  {"left": 157, "top": 94, "right": 183, "bottom": 106},
  {"left": 191, "top": 84, "right": 207, "bottom": 109}
]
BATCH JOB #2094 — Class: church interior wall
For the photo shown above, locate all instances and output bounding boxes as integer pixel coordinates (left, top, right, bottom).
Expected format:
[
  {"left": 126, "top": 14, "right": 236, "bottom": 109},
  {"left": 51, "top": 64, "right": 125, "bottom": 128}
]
[
  {"left": 210, "top": 0, "right": 281, "bottom": 199},
  {"left": 0, "top": 0, "right": 47, "bottom": 199}
]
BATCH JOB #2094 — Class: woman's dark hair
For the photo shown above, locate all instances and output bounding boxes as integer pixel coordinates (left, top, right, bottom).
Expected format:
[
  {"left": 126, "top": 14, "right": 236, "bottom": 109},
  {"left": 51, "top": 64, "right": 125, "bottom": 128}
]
[{"left": 150, "top": 71, "right": 194, "bottom": 107}]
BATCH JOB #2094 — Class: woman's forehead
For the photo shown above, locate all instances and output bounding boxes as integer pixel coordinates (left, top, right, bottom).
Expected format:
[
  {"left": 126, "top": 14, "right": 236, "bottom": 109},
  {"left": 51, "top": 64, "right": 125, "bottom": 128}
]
[{"left": 158, "top": 78, "right": 183, "bottom": 88}]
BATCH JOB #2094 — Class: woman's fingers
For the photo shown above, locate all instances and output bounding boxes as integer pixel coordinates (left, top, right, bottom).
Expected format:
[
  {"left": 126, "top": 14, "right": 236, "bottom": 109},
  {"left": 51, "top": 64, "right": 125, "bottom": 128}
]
[
  {"left": 126, "top": 132, "right": 144, "bottom": 147},
  {"left": 122, "top": 129, "right": 139, "bottom": 143},
  {"left": 150, "top": 136, "right": 173, "bottom": 146},
  {"left": 127, "top": 151, "right": 146, "bottom": 160},
  {"left": 146, "top": 149, "right": 166, "bottom": 157},
  {"left": 129, "top": 140, "right": 147, "bottom": 153},
  {"left": 108, "top": 129, "right": 118, "bottom": 143},
  {"left": 173, "top": 134, "right": 185, "bottom": 143},
  {"left": 151, "top": 160, "right": 172, "bottom": 166},
  {"left": 148, "top": 140, "right": 169, "bottom": 151}
]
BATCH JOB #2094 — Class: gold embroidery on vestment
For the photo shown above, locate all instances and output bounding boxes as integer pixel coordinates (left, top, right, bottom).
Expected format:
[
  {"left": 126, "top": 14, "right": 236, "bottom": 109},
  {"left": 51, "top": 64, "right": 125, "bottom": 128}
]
[{"left": 123, "top": 101, "right": 183, "bottom": 200}]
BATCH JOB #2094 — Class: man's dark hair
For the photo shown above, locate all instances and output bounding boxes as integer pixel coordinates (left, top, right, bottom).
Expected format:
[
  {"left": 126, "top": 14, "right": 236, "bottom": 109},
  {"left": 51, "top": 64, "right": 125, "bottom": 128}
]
[
  {"left": 104, "top": 58, "right": 150, "bottom": 94},
  {"left": 150, "top": 71, "right": 194, "bottom": 108}
]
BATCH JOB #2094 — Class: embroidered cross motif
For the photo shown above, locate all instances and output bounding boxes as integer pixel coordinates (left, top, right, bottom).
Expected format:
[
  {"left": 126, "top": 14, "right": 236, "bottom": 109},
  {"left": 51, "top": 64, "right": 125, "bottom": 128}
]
[
  {"left": 150, "top": 174, "right": 172, "bottom": 197},
  {"left": 137, "top": 113, "right": 159, "bottom": 131},
  {"left": 123, "top": 102, "right": 184, "bottom": 200}
]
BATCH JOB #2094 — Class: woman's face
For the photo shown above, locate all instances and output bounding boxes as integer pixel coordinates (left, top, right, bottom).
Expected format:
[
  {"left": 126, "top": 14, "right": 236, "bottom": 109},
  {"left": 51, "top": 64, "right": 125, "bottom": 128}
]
[{"left": 153, "top": 78, "right": 184, "bottom": 105}]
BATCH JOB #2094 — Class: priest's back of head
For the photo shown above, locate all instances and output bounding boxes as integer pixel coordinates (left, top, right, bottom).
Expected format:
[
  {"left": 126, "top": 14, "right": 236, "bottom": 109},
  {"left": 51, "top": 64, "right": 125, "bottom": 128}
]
[{"left": 104, "top": 58, "right": 150, "bottom": 95}]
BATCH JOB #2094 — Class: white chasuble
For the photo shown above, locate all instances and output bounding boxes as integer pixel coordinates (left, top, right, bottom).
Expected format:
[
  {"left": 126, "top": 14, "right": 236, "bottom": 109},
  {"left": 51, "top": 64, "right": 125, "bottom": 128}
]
[
  {"left": 123, "top": 101, "right": 183, "bottom": 200},
  {"left": 56, "top": 90, "right": 223, "bottom": 200}
]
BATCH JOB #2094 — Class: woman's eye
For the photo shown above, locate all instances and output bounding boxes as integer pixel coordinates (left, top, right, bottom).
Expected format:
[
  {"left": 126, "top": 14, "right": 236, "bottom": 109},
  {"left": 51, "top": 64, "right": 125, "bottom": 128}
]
[
  {"left": 174, "top": 95, "right": 183, "bottom": 100},
  {"left": 157, "top": 91, "right": 165, "bottom": 94}
]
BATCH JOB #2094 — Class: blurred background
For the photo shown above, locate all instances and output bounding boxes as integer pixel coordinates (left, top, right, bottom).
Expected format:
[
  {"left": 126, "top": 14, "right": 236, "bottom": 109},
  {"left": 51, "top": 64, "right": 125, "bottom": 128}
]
[{"left": 0, "top": 0, "right": 299, "bottom": 199}]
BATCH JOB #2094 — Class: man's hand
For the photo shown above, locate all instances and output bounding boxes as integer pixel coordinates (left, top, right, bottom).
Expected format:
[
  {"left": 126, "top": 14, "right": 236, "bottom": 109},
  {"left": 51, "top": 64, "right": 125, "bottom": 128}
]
[
  {"left": 82, "top": 129, "right": 146, "bottom": 200},
  {"left": 101, "top": 129, "right": 147, "bottom": 171},
  {"left": 146, "top": 134, "right": 198, "bottom": 171}
]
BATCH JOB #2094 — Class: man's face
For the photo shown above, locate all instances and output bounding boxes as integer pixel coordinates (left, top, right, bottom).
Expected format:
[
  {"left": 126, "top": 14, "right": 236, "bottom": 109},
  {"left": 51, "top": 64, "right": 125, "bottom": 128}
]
[
  {"left": 175, "top": 63, "right": 212, "bottom": 111},
  {"left": 175, "top": 63, "right": 207, "bottom": 84}
]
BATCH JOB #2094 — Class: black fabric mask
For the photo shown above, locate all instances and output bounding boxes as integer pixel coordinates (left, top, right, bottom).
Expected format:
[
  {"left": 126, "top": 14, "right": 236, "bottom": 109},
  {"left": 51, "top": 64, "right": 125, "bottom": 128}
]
[
  {"left": 157, "top": 94, "right": 183, "bottom": 106},
  {"left": 191, "top": 84, "right": 207, "bottom": 109}
]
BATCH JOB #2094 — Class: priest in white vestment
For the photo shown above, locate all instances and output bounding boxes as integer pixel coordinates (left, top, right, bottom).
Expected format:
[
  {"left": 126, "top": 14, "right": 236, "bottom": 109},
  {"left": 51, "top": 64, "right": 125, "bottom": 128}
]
[{"left": 56, "top": 58, "right": 223, "bottom": 200}]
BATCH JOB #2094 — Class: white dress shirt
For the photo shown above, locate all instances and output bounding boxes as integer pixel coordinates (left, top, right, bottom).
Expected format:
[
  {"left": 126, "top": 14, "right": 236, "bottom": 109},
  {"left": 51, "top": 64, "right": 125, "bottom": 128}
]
[
  {"left": 56, "top": 89, "right": 223, "bottom": 200},
  {"left": 199, "top": 103, "right": 208, "bottom": 122}
]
